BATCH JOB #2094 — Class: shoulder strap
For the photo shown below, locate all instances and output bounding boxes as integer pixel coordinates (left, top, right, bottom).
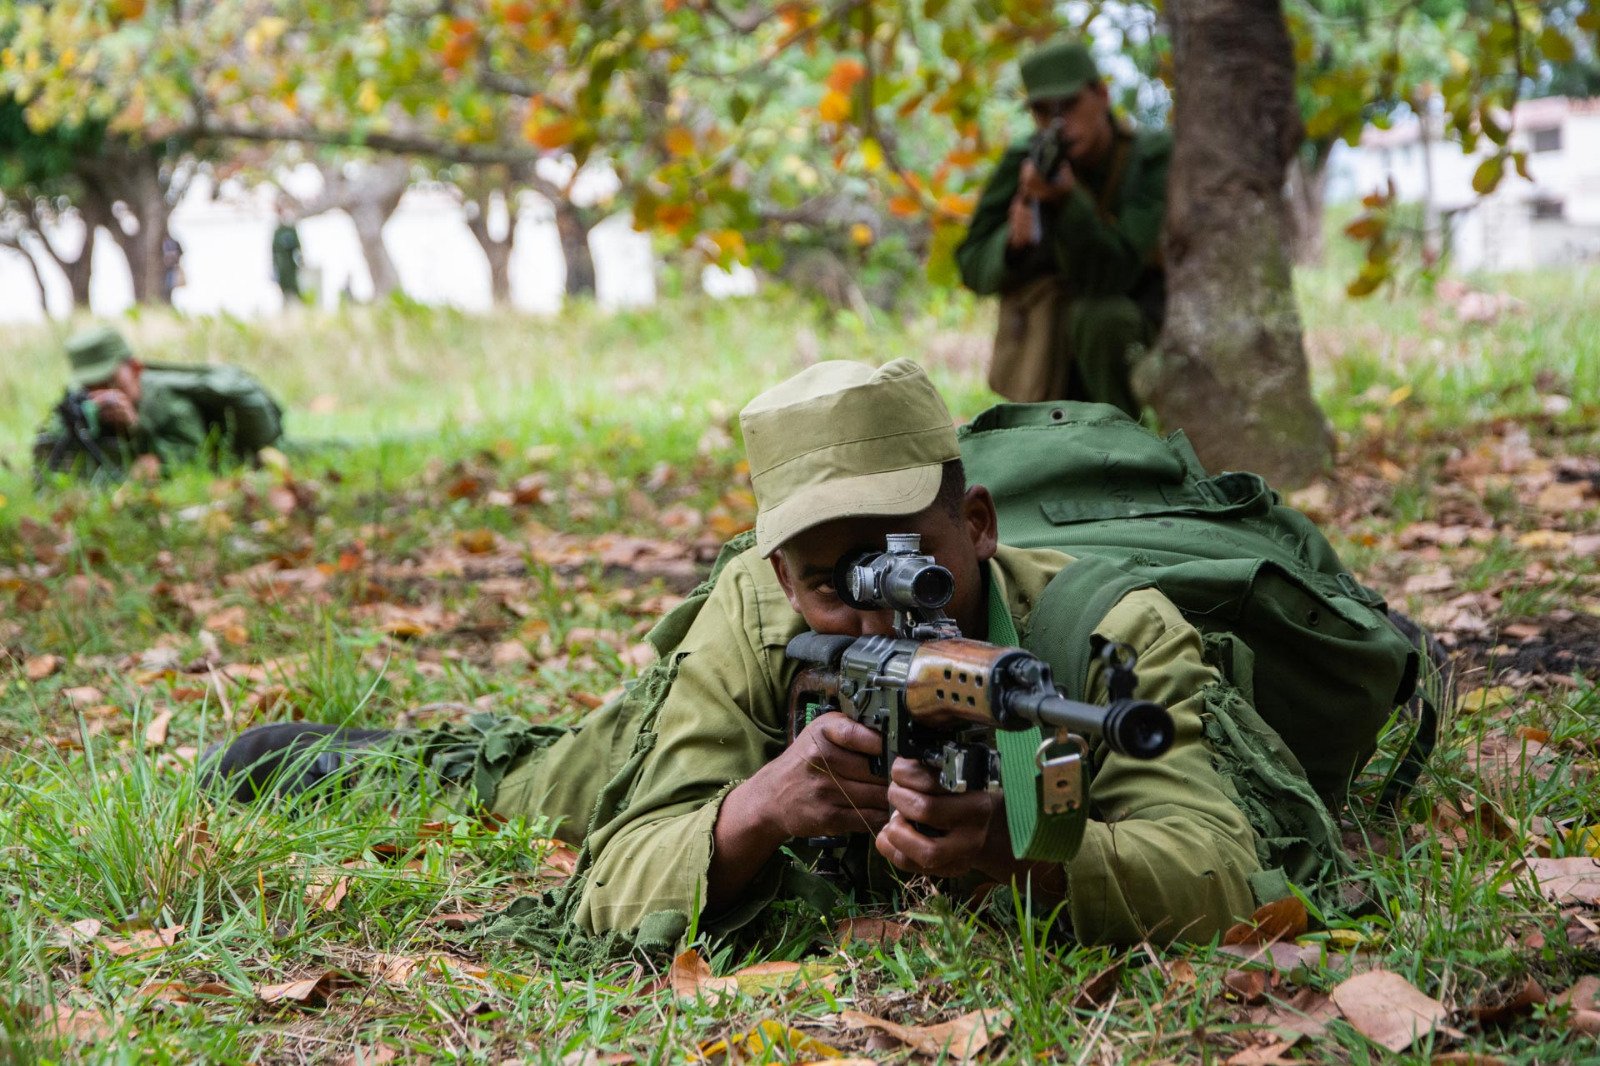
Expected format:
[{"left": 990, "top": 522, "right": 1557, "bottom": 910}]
[
  {"left": 1091, "top": 132, "right": 1134, "bottom": 226},
  {"left": 1024, "top": 555, "right": 1154, "bottom": 702},
  {"left": 992, "top": 555, "right": 1152, "bottom": 863}
]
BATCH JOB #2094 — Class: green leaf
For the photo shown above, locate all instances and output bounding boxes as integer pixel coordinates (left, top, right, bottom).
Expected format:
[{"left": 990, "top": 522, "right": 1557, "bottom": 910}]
[
  {"left": 1480, "top": 106, "right": 1508, "bottom": 146},
  {"left": 1512, "top": 150, "right": 1530, "bottom": 182},
  {"left": 1472, "top": 153, "right": 1505, "bottom": 196},
  {"left": 1538, "top": 26, "right": 1576, "bottom": 64}
]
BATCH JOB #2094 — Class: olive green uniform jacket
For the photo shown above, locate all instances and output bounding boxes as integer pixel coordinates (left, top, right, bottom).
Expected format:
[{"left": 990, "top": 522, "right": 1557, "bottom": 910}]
[
  {"left": 955, "top": 128, "right": 1169, "bottom": 415},
  {"left": 489, "top": 542, "right": 1262, "bottom": 948}
]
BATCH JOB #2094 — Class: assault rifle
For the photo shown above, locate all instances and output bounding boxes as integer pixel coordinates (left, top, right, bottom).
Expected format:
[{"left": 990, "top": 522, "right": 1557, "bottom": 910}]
[
  {"left": 33, "top": 389, "right": 120, "bottom": 481},
  {"left": 1024, "top": 100, "right": 1069, "bottom": 245},
  {"left": 785, "top": 533, "right": 1173, "bottom": 860}
]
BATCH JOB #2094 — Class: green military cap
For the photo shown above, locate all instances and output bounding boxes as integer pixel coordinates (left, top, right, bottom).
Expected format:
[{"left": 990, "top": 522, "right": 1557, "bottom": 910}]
[
  {"left": 65, "top": 326, "right": 135, "bottom": 388},
  {"left": 1020, "top": 40, "right": 1100, "bottom": 103},
  {"left": 739, "top": 359, "right": 960, "bottom": 557}
]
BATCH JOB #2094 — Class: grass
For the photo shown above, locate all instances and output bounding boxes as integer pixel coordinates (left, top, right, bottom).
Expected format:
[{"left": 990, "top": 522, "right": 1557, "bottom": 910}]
[{"left": 1, "top": 273, "right": 1598, "bottom": 1063}]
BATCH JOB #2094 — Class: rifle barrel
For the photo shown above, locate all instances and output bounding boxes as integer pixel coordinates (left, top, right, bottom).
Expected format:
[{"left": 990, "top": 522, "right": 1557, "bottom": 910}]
[{"left": 1013, "top": 693, "right": 1174, "bottom": 760}]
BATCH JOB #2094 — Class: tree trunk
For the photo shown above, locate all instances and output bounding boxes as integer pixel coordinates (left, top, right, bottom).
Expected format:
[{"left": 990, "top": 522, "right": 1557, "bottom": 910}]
[
  {"left": 552, "top": 200, "right": 597, "bottom": 298},
  {"left": 350, "top": 196, "right": 402, "bottom": 297},
  {"left": 77, "top": 144, "right": 172, "bottom": 305},
  {"left": 24, "top": 193, "right": 103, "bottom": 307},
  {"left": 0, "top": 236, "right": 48, "bottom": 314},
  {"left": 1146, "top": 0, "right": 1333, "bottom": 488},
  {"left": 1285, "top": 147, "right": 1331, "bottom": 266},
  {"left": 463, "top": 185, "right": 518, "bottom": 306},
  {"left": 298, "top": 158, "right": 410, "bottom": 300}
]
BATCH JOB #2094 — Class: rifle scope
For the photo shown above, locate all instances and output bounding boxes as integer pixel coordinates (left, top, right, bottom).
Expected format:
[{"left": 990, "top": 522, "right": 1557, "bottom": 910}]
[{"left": 834, "top": 534, "right": 955, "bottom": 614}]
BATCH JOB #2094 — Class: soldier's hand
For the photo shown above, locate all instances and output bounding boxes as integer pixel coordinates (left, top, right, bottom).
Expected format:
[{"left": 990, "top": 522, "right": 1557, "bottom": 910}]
[
  {"left": 1006, "top": 194, "right": 1036, "bottom": 249},
  {"left": 129, "top": 454, "right": 162, "bottom": 483},
  {"left": 88, "top": 389, "right": 138, "bottom": 430},
  {"left": 1018, "top": 158, "right": 1075, "bottom": 205},
  {"left": 738, "top": 712, "right": 891, "bottom": 842},
  {"left": 877, "top": 757, "right": 1028, "bottom": 882}
]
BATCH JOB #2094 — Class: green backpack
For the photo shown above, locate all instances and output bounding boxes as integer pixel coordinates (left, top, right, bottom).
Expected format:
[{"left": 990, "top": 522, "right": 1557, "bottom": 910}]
[
  {"left": 959, "top": 401, "right": 1425, "bottom": 809},
  {"left": 143, "top": 362, "right": 285, "bottom": 456}
]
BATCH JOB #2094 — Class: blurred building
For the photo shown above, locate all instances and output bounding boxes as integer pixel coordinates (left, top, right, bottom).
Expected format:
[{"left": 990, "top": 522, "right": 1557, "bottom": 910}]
[{"left": 1332, "top": 96, "right": 1600, "bottom": 272}]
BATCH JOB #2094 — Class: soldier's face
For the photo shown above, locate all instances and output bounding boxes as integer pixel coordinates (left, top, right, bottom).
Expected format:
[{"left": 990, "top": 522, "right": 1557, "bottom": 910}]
[
  {"left": 111, "top": 361, "right": 143, "bottom": 405},
  {"left": 89, "top": 361, "right": 143, "bottom": 406},
  {"left": 772, "top": 487, "right": 1000, "bottom": 640},
  {"left": 1029, "top": 80, "right": 1112, "bottom": 166}
]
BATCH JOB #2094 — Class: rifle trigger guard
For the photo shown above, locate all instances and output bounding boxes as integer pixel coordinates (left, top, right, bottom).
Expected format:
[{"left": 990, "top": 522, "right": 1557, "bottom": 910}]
[{"left": 1036, "top": 732, "right": 1088, "bottom": 815}]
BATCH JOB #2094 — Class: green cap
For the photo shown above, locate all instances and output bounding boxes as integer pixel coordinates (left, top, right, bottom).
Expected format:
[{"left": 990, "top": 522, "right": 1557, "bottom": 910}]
[
  {"left": 1019, "top": 40, "right": 1099, "bottom": 103},
  {"left": 65, "top": 326, "right": 134, "bottom": 388},
  {"left": 740, "top": 359, "right": 960, "bottom": 557}
]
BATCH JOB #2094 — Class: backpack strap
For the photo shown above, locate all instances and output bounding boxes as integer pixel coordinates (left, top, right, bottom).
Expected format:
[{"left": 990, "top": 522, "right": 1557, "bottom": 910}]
[{"left": 994, "top": 556, "right": 1153, "bottom": 862}]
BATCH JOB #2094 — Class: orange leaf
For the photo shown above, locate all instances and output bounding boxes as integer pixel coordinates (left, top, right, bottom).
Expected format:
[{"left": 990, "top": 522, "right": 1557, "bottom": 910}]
[
  {"left": 819, "top": 90, "right": 852, "bottom": 123},
  {"left": 663, "top": 126, "right": 695, "bottom": 157},
  {"left": 826, "top": 57, "right": 867, "bottom": 94},
  {"left": 525, "top": 116, "right": 577, "bottom": 151},
  {"left": 1223, "top": 896, "right": 1309, "bottom": 946},
  {"left": 936, "top": 193, "right": 974, "bottom": 219},
  {"left": 888, "top": 194, "right": 921, "bottom": 217}
]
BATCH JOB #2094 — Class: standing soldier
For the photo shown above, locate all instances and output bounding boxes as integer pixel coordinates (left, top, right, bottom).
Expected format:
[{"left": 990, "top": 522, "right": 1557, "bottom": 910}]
[
  {"left": 271, "top": 204, "right": 303, "bottom": 307},
  {"left": 956, "top": 40, "right": 1169, "bottom": 416}
]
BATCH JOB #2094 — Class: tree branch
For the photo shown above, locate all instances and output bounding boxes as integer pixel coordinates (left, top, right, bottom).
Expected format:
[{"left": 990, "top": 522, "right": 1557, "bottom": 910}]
[{"left": 192, "top": 119, "right": 541, "bottom": 166}]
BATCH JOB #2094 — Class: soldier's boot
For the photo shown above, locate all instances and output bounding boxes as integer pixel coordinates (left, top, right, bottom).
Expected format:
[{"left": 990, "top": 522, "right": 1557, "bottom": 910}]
[{"left": 201, "top": 723, "right": 395, "bottom": 803}]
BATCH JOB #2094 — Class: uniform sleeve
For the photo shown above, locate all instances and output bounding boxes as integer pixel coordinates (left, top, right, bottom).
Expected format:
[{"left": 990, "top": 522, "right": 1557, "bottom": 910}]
[
  {"left": 955, "top": 144, "right": 1029, "bottom": 296},
  {"left": 570, "top": 558, "right": 800, "bottom": 937},
  {"left": 1060, "top": 588, "right": 1260, "bottom": 945},
  {"left": 1046, "top": 132, "right": 1169, "bottom": 298}
]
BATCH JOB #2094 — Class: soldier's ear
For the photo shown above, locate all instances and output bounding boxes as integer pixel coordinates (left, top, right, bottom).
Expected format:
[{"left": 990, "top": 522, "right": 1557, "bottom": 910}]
[
  {"left": 769, "top": 552, "right": 805, "bottom": 614},
  {"left": 963, "top": 486, "right": 999, "bottom": 563}
]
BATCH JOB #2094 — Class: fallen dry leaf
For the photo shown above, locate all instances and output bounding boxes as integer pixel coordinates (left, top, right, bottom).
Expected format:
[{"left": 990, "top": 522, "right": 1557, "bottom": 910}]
[
  {"left": 1462, "top": 976, "right": 1545, "bottom": 1027},
  {"left": 100, "top": 924, "right": 184, "bottom": 958},
  {"left": 559, "top": 1051, "right": 634, "bottom": 1066},
  {"left": 1248, "top": 987, "right": 1339, "bottom": 1042},
  {"left": 423, "top": 911, "right": 484, "bottom": 930},
  {"left": 1225, "top": 968, "right": 1272, "bottom": 1004},
  {"left": 33, "top": 1002, "right": 118, "bottom": 1042},
  {"left": 1071, "top": 959, "right": 1125, "bottom": 1009},
  {"left": 1225, "top": 1038, "right": 1298, "bottom": 1066},
  {"left": 138, "top": 981, "right": 235, "bottom": 1004},
  {"left": 668, "top": 950, "right": 838, "bottom": 1001},
  {"left": 143, "top": 709, "right": 173, "bottom": 749},
  {"left": 1224, "top": 896, "right": 1309, "bottom": 947},
  {"left": 53, "top": 918, "right": 104, "bottom": 946},
  {"left": 256, "top": 969, "right": 351, "bottom": 1006},
  {"left": 24, "top": 653, "right": 62, "bottom": 681},
  {"left": 1329, "top": 969, "right": 1451, "bottom": 1052},
  {"left": 834, "top": 915, "right": 916, "bottom": 946},
  {"left": 1429, "top": 1055, "right": 1509, "bottom": 1065},
  {"left": 305, "top": 872, "right": 350, "bottom": 912},
  {"left": 840, "top": 1008, "right": 1010, "bottom": 1062},
  {"left": 539, "top": 839, "right": 580, "bottom": 878},
  {"left": 62, "top": 685, "right": 105, "bottom": 709},
  {"left": 1501, "top": 856, "right": 1600, "bottom": 906}
]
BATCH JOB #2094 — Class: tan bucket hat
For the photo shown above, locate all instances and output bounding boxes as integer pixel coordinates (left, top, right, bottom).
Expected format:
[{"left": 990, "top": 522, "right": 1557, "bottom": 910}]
[{"left": 740, "top": 359, "right": 960, "bottom": 557}]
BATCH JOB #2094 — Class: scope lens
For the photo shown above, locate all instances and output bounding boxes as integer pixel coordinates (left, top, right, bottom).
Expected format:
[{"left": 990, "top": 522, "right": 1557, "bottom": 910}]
[{"left": 908, "top": 566, "right": 955, "bottom": 610}]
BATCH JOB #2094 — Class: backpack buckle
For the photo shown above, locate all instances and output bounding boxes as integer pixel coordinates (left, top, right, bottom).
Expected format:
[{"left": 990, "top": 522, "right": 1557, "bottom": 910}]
[{"left": 1037, "top": 732, "right": 1088, "bottom": 814}]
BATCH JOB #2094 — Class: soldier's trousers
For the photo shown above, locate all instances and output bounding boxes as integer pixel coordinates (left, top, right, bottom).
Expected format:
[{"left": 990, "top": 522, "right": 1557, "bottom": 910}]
[
  {"left": 404, "top": 696, "right": 640, "bottom": 846},
  {"left": 1061, "top": 293, "right": 1153, "bottom": 420}
]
